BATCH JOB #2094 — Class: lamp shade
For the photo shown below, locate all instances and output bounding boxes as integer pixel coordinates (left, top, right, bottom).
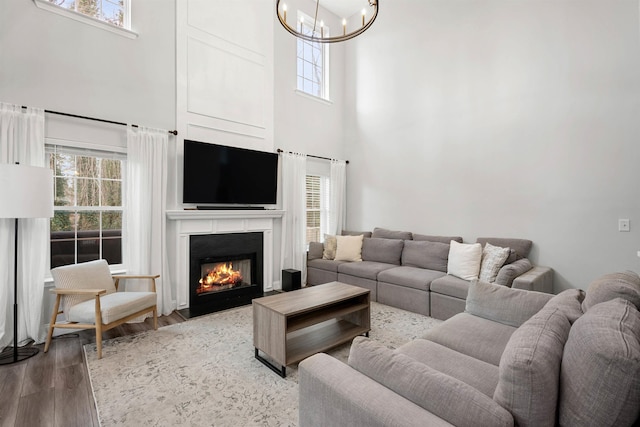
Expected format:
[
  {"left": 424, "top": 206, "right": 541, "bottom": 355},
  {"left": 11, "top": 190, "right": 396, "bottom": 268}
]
[{"left": 0, "top": 163, "right": 54, "bottom": 219}]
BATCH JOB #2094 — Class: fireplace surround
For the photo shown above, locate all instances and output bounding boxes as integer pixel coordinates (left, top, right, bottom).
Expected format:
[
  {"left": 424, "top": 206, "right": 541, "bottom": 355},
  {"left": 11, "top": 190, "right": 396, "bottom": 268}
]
[
  {"left": 189, "top": 232, "right": 263, "bottom": 316},
  {"left": 166, "top": 209, "right": 284, "bottom": 316}
]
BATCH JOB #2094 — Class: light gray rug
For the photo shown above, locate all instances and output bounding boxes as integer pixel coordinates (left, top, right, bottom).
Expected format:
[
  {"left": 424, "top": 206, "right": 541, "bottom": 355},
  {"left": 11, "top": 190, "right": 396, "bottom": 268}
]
[{"left": 85, "top": 302, "right": 441, "bottom": 426}]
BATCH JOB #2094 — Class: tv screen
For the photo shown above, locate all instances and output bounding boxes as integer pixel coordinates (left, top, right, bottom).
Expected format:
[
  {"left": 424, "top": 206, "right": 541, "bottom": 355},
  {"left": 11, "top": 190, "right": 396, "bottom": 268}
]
[{"left": 183, "top": 140, "right": 278, "bottom": 205}]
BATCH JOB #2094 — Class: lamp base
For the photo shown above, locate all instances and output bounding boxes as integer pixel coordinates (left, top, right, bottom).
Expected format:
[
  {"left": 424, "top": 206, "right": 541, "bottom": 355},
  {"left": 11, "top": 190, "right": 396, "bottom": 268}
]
[{"left": 0, "top": 346, "right": 39, "bottom": 365}]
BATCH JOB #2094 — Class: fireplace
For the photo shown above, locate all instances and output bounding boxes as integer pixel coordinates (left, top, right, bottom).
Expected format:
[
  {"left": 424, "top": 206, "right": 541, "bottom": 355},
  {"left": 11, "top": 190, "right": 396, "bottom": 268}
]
[{"left": 188, "top": 232, "right": 263, "bottom": 317}]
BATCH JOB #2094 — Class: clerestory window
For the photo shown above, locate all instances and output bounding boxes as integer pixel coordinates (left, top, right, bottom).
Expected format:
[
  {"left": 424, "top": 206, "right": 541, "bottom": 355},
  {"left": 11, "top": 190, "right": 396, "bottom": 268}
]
[
  {"left": 296, "top": 12, "right": 329, "bottom": 100},
  {"left": 46, "top": 0, "right": 129, "bottom": 28}
]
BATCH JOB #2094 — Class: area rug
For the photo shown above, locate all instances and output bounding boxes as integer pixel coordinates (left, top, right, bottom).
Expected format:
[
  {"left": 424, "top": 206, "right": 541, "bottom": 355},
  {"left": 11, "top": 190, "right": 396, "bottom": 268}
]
[{"left": 85, "top": 302, "right": 441, "bottom": 426}]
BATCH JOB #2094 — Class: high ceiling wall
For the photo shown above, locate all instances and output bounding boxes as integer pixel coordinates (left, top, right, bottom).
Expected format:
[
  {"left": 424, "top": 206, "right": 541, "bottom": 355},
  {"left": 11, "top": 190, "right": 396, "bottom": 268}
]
[{"left": 343, "top": 0, "right": 640, "bottom": 291}]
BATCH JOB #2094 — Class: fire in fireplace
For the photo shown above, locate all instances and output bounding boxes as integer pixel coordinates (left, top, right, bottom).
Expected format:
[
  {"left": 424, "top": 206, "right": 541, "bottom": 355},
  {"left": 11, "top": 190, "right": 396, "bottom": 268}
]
[
  {"left": 197, "top": 259, "right": 251, "bottom": 294},
  {"left": 188, "top": 232, "right": 264, "bottom": 317}
]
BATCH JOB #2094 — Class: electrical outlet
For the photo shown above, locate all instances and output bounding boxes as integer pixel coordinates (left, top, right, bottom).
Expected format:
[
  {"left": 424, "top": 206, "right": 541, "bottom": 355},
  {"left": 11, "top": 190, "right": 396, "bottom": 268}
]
[{"left": 619, "top": 219, "right": 630, "bottom": 232}]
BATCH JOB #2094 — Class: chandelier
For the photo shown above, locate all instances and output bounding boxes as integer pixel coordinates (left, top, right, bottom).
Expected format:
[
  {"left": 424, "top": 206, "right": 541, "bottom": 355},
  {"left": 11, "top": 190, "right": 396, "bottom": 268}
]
[{"left": 276, "top": 0, "right": 378, "bottom": 44}]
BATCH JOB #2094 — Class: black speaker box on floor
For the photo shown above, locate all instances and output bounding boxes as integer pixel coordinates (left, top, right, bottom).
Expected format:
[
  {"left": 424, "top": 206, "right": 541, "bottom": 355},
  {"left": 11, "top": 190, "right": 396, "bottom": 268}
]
[{"left": 282, "top": 269, "right": 301, "bottom": 292}]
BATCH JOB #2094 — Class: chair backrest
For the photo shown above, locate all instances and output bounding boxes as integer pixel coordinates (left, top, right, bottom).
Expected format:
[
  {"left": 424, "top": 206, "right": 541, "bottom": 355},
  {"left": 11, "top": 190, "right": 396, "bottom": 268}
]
[{"left": 51, "top": 259, "right": 116, "bottom": 318}]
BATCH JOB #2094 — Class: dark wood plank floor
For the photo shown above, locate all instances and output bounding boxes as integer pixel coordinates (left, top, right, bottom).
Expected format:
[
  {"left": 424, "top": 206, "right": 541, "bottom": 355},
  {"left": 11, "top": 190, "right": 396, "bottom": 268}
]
[{"left": 0, "top": 313, "right": 184, "bottom": 427}]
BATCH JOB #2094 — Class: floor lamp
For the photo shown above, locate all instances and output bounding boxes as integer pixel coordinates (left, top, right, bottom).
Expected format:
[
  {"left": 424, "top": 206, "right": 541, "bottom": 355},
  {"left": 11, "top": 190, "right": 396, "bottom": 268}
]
[{"left": 0, "top": 163, "right": 53, "bottom": 365}]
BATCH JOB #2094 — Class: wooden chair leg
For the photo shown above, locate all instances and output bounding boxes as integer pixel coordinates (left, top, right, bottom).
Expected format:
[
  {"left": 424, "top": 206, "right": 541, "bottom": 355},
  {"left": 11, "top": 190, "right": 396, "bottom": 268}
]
[
  {"left": 153, "top": 307, "right": 158, "bottom": 330},
  {"left": 44, "top": 295, "right": 61, "bottom": 354},
  {"left": 95, "top": 326, "right": 103, "bottom": 360},
  {"left": 95, "top": 295, "right": 103, "bottom": 359}
]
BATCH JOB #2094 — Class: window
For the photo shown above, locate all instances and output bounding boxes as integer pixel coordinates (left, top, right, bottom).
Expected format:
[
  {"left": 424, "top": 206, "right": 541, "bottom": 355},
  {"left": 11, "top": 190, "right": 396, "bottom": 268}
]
[
  {"left": 306, "top": 175, "right": 330, "bottom": 244},
  {"left": 38, "top": 0, "right": 131, "bottom": 30},
  {"left": 48, "top": 145, "right": 125, "bottom": 268},
  {"left": 297, "top": 13, "right": 329, "bottom": 99}
]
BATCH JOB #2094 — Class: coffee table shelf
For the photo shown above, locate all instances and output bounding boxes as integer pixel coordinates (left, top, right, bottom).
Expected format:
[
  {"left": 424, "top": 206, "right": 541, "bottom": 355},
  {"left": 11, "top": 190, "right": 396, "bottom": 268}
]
[
  {"left": 286, "top": 318, "right": 368, "bottom": 364},
  {"left": 287, "top": 301, "right": 370, "bottom": 332},
  {"left": 253, "top": 282, "right": 370, "bottom": 377}
]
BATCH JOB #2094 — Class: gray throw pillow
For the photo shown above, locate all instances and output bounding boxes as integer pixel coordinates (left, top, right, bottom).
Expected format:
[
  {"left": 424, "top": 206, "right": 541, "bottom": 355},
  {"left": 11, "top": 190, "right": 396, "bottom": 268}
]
[
  {"left": 494, "top": 304, "right": 573, "bottom": 427},
  {"left": 558, "top": 298, "right": 640, "bottom": 427},
  {"left": 582, "top": 271, "right": 640, "bottom": 312},
  {"left": 361, "top": 237, "right": 404, "bottom": 265},
  {"left": 348, "top": 337, "right": 513, "bottom": 427},
  {"left": 401, "top": 240, "right": 450, "bottom": 272},
  {"left": 465, "top": 279, "right": 553, "bottom": 328}
]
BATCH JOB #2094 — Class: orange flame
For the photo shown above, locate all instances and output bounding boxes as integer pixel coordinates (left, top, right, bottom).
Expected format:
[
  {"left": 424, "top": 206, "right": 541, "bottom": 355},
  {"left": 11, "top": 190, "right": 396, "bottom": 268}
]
[{"left": 197, "top": 262, "right": 243, "bottom": 294}]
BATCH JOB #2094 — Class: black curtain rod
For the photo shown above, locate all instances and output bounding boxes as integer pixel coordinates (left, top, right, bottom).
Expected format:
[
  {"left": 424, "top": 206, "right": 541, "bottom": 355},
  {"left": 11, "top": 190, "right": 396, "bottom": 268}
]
[
  {"left": 22, "top": 106, "right": 178, "bottom": 136},
  {"left": 276, "top": 148, "right": 349, "bottom": 164}
]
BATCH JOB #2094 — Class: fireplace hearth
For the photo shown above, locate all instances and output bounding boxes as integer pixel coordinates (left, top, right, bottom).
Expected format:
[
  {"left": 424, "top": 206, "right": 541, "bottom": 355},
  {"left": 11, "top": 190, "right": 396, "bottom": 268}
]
[{"left": 186, "top": 232, "right": 263, "bottom": 317}]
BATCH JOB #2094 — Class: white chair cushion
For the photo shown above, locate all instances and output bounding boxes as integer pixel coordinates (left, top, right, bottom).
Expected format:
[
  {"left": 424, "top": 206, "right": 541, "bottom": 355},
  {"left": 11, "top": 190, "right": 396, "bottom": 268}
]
[
  {"left": 51, "top": 259, "right": 117, "bottom": 320},
  {"left": 68, "top": 292, "right": 156, "bottom": 324}
]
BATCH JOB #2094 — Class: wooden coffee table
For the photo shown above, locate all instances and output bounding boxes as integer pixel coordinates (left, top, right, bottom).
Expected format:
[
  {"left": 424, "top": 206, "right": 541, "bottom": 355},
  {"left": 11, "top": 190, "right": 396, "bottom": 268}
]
[{"left": 253, "top": 281, "right": 370, "bottom": 377}]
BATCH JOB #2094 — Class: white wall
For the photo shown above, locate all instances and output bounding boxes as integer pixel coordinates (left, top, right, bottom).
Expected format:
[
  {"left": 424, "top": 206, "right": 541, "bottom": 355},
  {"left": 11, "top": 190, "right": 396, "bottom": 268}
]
[
  {"left": 344, "top": 0, "right": 640, "bottom": 292},
  {"left": 0, "top": 0, "right": 176, "bottom": 130},
  {"left": 274, "top": 2, "right": 347, "bottom": 160}
]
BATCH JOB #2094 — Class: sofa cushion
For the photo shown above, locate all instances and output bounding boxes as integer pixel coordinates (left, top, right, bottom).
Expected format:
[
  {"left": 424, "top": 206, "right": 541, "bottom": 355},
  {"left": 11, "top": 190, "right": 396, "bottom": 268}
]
[
  {"left": 307, "top": 241, "right": 324, "bottom": 260},
  {"left": 334, "top": 234, "right": 364, "bottom": 262},
  {"left": 476, "top": 237, "right": 532, "bottom": 258},
  {"left": 494, "top": 258, "right": 533, "bottom": 287},
  {"left": 341, "top": 229, "right": 372, "bottom": 238},
  {"left": 412, "top": 234, "right": 463, "bottom": 244},
  {"left": 307, "top": 258, "right": 346, "bottom": 273},
  {"left": 447, "top": 241, "right": 482, "bottom": 281},
  {"left": 378, "top": 266, "right": 446, "bottom": 291},
  {"left": 338, "top": 261, "right": 396, "bottom": 281},
  {"left": 322, "top": 234, "right": 337, "bottom": 260},
  {"left": 558, "top": 298, "right": 640, "bottom": 427},
  {"left": 543, "top": 288, "right": 584, "bottom": 324},
  {"left": 348, "top": 337, "right": 514, "bottom": 427},
  {"left": 479, "top": 243, "right": 510, "bottom": 283},
  {"left": 465, "top": 280, "right": 553, "bottom": 328},
  {"left": 372, "top": 227, "right": 412, "bottom": 240},
  {"left": 398, "top": 339, "right": 499, "bottom": 398},
  {"left": 361, "top": 237, "right": 404, "bottom": 265},
  {"left": 582, "top": 271, "right": 640, "bottom": 312},
  {"left": 493, "top": 304, "right": 573, "bottom": 427},
  {"left": 430, "top": 274, "right": 471, "bottom": 299},
  {"left": 401, "top": 240, "right": 450, "bottom": 272},
  {"left": 422, "top": 313, "right": 517, "bottom": 366}
]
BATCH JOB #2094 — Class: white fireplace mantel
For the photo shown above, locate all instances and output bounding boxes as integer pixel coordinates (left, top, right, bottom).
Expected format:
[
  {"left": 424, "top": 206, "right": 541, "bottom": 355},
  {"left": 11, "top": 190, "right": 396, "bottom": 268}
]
[{"left": 166, "top": 209, "right": 284, "bottom": 311}]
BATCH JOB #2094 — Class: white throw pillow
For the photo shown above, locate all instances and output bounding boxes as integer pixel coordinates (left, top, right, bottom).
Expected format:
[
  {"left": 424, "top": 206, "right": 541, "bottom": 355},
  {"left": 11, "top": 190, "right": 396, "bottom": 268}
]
[
  {"left": 334, "top": 234, "right": 364, "bottom": 262},
  {"left": 447, "top": 240, "right": 482, "bottom": 281},
  {"left": 479, "top": 243, "right": 511, "bottom": 283}
]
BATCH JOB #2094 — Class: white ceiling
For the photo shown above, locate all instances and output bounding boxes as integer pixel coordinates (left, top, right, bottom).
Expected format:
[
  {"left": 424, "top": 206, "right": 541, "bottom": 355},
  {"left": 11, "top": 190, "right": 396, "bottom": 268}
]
[{"left": 320, "top": 0, "right": 369, "bottom": 19}]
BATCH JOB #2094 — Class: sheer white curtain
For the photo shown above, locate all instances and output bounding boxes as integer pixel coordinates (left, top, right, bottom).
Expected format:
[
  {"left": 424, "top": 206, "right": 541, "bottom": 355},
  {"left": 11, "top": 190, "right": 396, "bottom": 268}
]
[
  {"left": 0, "top": 102, "right": 48, "bottom": 346},
  {"left": 280, "top": 152, "right": 307, "bottom": 283},
  {"left": 124, "top": 126, "right": 173, "bottom": 316},
  {"left": 328, "top": 159, "right": 347, "bottom": 236}
]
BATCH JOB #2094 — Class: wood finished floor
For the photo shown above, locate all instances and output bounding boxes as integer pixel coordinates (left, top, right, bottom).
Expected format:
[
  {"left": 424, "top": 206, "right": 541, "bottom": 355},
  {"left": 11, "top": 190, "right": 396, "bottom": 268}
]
[{"left": 0, "top": 313, "right": 184, "bottom": 427}]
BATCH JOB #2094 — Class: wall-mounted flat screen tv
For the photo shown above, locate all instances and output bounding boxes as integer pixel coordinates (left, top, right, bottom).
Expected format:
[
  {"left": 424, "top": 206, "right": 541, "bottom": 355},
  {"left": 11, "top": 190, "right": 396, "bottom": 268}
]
[{"left": 183, "top": 140, "right": 278, "bottom": 205}]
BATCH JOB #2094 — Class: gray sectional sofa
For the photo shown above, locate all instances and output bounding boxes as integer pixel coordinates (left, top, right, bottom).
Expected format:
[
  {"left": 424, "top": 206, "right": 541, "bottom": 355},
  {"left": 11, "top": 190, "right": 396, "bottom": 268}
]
[
  {"left": 307, "top": 227, "right": 553, "bottom": 320},
  {"left": 299, "top": 271, "right": 640, "bottom": 427}
]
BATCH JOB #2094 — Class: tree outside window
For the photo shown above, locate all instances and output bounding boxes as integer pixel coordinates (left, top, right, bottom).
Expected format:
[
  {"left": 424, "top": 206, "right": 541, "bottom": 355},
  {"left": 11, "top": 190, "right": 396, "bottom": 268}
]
[
  {"left": 46, "top": 0, "right": 128, "bottom": 28},
  {"left": 49, "top": 148, "right": 123, "bottom": 268}
]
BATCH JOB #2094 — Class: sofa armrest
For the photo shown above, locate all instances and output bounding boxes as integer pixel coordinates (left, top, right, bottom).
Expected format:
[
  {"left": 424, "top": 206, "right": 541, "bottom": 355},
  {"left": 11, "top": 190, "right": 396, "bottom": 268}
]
[
  {"left": 307, "top": 242, "right": 324, "bottom": 260},
  {"left": 300, "top": 353, "right": 455, "bottom": 427},
  {"left": 512, "top": 266, "right": 554, "bottom": 293},
  {"left": 494, "top": 258, "right": 533, "bottom": 287}
]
